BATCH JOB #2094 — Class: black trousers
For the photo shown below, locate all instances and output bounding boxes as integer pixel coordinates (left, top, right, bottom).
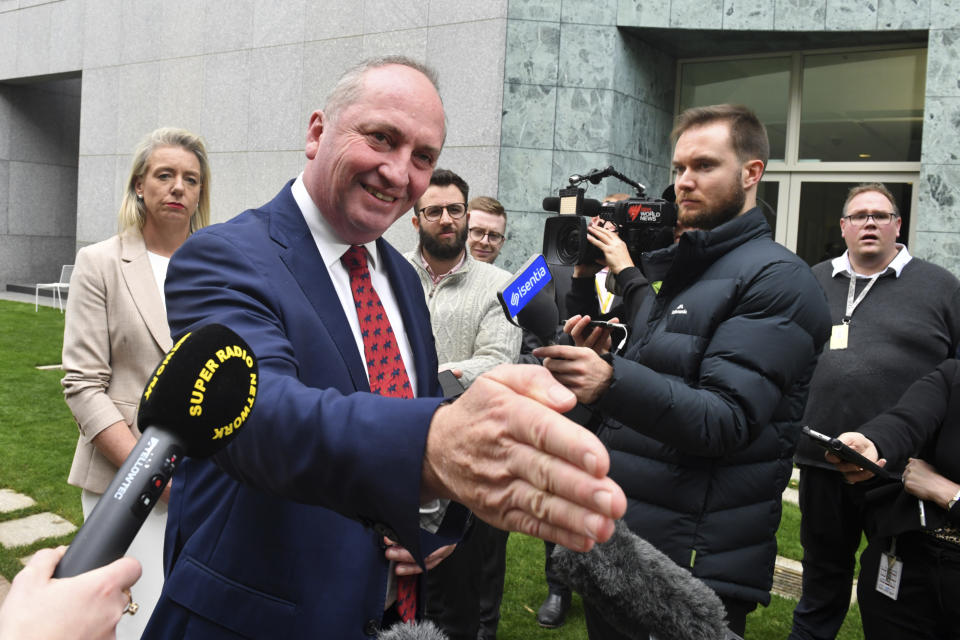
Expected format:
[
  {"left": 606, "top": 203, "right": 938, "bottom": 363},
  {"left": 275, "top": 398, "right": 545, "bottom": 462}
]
[
  {"left": 583, "top": 593, "right": 755, "bottom": 639},
  {"left": 425, "top": 519, "right": 507, "bottom": 640},
  {"left": 789, "top": 465, "right": 867, "bottom": 640},
  {"left": 543, "top": 540, "right": 571, "bottom": 596},
  {"left": 858, "top": 531, "right": 960, "bottom": 640}
]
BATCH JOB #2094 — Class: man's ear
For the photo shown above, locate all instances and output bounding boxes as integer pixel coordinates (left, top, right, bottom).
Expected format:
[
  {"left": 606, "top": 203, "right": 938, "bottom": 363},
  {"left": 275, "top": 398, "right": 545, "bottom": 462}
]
[
  {"left": 411, "top": 214, "right": 420, "bottom": 232},
  {"left": 304, "top": 110, "right": 325, "bottom": 160},
  {"left": 742, "top": 159, "right": 764, "bottom": 190}
]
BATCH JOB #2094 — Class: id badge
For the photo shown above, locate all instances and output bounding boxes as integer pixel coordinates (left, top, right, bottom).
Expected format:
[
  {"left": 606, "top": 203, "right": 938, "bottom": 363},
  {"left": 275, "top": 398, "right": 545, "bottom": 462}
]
[
  {"left": 875, "top": 551, "right": 902, "bottom": 600},
  {"left": 830, "top": 324, "right": 849, "bottom": 350}
]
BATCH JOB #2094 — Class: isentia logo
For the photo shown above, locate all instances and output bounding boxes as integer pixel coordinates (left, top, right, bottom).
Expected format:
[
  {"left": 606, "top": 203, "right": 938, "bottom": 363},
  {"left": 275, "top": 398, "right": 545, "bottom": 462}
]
[{"left": 510, "top": 265, "right": 548, "bottom": 308}]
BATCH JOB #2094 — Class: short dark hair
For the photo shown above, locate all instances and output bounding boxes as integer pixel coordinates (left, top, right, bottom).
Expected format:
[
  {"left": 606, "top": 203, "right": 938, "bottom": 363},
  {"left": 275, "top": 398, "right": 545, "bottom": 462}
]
[
  {"left": 416, "top": 168, "right": 469, "bottom": 211},
  {"left": 843, "top": 183, "right": 899, "bottom": 217},
  {"left": 468, "top": 196, "right": 506, "bottom": 222},
  {"left": 672, "top": 104, "right": 769, "bottom": 168}
]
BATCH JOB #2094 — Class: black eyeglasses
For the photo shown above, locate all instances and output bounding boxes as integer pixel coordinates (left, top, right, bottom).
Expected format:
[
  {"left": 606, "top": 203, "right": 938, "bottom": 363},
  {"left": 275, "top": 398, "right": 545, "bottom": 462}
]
[
  {"left": 842, "top": 212, "right": 898, "bottom": 226},
  {"left": 468, "top": 228, "right": 505, "bottom": 245},
  {"left": 418, "top": 203, "right": 467, "bottom": 222}
]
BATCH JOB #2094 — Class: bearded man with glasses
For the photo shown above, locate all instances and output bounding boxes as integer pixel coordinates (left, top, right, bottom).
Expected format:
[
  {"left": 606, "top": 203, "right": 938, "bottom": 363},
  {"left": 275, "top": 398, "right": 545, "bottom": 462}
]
[
  {"left": 790, "top": 182, "right": 960, "bottom": 640},
  {"left": 405, "top": 168, "right": 521, "bottom": 640}
]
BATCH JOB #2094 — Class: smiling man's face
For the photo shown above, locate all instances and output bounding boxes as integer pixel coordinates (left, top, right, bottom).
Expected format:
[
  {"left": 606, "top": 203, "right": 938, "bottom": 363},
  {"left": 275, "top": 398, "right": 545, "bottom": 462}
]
[{"left": 302, "top": 64, "right": 445, "bottom": 245}]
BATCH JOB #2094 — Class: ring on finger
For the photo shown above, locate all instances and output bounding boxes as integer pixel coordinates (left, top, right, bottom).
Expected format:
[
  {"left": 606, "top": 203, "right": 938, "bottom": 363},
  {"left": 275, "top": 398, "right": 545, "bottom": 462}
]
[{"left": 122, "top": 588, "right": 139, "bottom": 616}]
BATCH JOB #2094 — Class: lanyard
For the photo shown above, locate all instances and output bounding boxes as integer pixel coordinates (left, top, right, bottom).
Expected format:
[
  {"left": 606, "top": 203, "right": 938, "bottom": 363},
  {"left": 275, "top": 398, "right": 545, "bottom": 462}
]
[{"left": 843, "top": 272, "right": 881, "bottom": 324}]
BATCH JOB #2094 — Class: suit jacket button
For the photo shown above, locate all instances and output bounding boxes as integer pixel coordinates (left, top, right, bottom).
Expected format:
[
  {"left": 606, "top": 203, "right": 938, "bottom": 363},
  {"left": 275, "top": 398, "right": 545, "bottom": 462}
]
[{"left": 363, "top": 618, "right": 380, "bottom": 636}]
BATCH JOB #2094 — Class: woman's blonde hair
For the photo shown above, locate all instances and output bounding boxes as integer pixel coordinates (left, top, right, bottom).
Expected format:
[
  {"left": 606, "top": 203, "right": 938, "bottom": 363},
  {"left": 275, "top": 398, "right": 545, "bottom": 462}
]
[{"left": 117, "top": 128, "right": 211, "bottom": 233}]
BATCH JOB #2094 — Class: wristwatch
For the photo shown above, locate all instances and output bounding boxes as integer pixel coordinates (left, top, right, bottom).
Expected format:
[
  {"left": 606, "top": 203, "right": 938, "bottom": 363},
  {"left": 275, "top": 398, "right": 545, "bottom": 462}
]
[{"left": 948, "top": 488, "right": 960, "bottom": 511}]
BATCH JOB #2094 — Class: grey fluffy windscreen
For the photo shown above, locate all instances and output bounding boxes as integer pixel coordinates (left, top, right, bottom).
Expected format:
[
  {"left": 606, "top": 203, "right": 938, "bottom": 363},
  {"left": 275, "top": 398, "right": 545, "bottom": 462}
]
[{"left": 551, "top": 520, "right": 730, "bottom": 640}]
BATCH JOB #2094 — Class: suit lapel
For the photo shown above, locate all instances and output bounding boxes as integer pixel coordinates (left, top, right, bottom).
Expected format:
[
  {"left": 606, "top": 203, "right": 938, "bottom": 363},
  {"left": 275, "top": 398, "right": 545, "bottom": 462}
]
[
  {"left": 268, "top": 185, "right": 370, "bottom": 392},
  {"left": 120, "top": 230, "right": 172, "bottom": 352}
]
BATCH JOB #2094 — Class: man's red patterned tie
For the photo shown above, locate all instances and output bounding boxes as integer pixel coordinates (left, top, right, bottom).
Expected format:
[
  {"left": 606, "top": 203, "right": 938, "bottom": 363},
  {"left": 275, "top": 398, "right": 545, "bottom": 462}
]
[{"left": 341, "top": 245, "right": 417, "bottom": 622}]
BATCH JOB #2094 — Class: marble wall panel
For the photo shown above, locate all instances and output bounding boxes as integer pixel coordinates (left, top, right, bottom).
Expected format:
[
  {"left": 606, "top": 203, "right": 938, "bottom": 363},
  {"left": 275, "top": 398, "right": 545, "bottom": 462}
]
[
  {"left": 120, "top": 1, "right": 160, "bottom": 65},
  {"left": 611, "top": 93, "right": 636, "bottom": 159},
  {"left": 670, "top": 0, "right": 724, "bottom": 29},
  {"left": 562, "top": 0, "right": 618, "bottom": 26},
  {"left": 498, "top": 146, "right": 554, "bottom": 212},
  {"left": 14, "top": 2, "right": 50, "bottom": 78},
  {"left": 0, "top": 11, "right": 15, "bottom": 79},
  {"left": 304, "top": 0, "right": 364, "bottom": 41},
  {"left": 82, "top": 0, "right": 121, "bottom": 69},
  {"left": 0, "top": 0, "right": 17, "bottom": 12},
  {"left": 722, "top": 0, "right": 776, "bottom": 30},
  {"left": 362, "top": 27, "right": 429, "bottom": 65},
  {"left": 617, "top": 0, "right": 671, "bottom": 28},
  {"left": 631, "top": 36, "right": 676, "bottom": 112},
  {"left": 437, "top": 144, "right": 502, "bottom": 201},
  {"left": 158, "top": 0, "right": 207, "bottom": 59},
  {"left": 202, "top": 0, "right": 254, "bottom": 55},
  {"left": 244, "top": 150, "right": 304, "bottom": 215},
  {"left": 201, "top": 51, "right": 251, "bottom": 153},
  {"left": 0, "top": 88, "right": 10, "bottom": 159},
  {"left": 430, "top": 0, "right": 507, "bottom": 24},
  {"left": 75, "top": 155, "right": 115, "bottom": 245},
  {"left": 247, "top": 45, "right": 304, "bottom": 152},
  {"left": 495, "top": 209, "right": 547, "bottom": 272},
  {"left": 156, "top": 57, "right": 205, "bottom": 135},
  {"left": 504, "top": 20, "right": 560, "bottom": 85},
  {"left": 78, "top": 67, "right": 120, "bottom": 157},
  {"left": 501, "top": 82, "right": 557, "bottom": 149},
  {"left": 428, "top": 19, "right": 506, "bottom": 148},
  {"left": 554, "top": 87, "right": 615, "bottom": 152},
  {"left": 825, "top": 0, "right": 878, "bottom": 30},
  {"left": 364, "top": 0, "right": 430, "bottom": 34},
  {"left": 0, "top": 160, "right": 8, "bottom": 233},
  {"left": 48, "top": 0, "right": 81, "bottom": 73},
  {"left": 878, "top": 0, "right": 931, "bottom": 29},
  {"left": 0, "top": 235, "right": 76, "bottom": 287},
  {"left": 930, "top": 0, "right": 960, "bottom": 28},
  {"left": 916, "top": 164, "right": 960, "bottom": 232},
  {"left": 773, "top": 0, "right": 827, "bottom": 30},
  {"left": 253, "top": 0, "right": 305, "bottom": 48},
  {"left": 920, "top": 97, "right": 960, "bottom": 164},
  {"left": 911, "top": 229, "right": 960, "bottom": 274},
  {"left": 926, "top": 29, "right": 960, "bottom": 98},
  {"left": 115, "top": 62, "right": 161, "bottom": 155},
  {"left": 558, "top": 23, "right": 618, "bottom": 89},
  {"left": 299, "top": 37, "right": 365, "bottom": 129},
  {"left": 8, "top": 162, "right": 76, "bottom": 236},
  {"left": 507, "top": 0, "right": 561, "bottom": 22},
  {"left": 550, "top": 148, "right": 620, "bottom": 195},
  {"left": 205, "top": 152, "right": 250, "bottom": 224}
]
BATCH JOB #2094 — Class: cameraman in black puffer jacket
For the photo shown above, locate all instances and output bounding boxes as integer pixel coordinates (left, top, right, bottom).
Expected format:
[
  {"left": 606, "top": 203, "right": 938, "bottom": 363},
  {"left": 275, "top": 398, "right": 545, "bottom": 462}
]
[{"left": 536, "top": 104, "right": 831, "bottom": 640}]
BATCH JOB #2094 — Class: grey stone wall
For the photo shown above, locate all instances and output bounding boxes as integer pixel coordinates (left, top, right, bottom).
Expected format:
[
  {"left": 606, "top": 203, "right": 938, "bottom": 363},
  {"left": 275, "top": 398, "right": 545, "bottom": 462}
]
[
  {"left": 0, "top": 0, "right": 511, "bottom": 287},
  {"left": 497, "top": 0, "right": 675, "bottom": 273},
  {"left": 0, "top": 77, "right": 80, "bottom": 289}
]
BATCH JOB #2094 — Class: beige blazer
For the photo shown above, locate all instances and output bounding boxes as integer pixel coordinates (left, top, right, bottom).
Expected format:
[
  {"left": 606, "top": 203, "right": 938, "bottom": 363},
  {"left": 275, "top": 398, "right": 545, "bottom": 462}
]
[{"left": 63, "top": 229, "right": 172, "bottom": 493}]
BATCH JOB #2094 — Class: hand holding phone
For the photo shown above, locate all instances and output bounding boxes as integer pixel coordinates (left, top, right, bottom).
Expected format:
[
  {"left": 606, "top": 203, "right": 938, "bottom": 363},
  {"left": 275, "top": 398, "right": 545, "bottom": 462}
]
[{"left": 802, "top": 426, "right": 898, "bottom": 481}]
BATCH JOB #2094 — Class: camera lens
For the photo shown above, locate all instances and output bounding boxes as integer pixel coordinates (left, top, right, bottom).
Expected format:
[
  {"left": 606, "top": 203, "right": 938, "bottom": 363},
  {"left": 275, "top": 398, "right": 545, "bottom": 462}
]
[{"left": 557, "top": 225, "right": 581, "bottom": 264}]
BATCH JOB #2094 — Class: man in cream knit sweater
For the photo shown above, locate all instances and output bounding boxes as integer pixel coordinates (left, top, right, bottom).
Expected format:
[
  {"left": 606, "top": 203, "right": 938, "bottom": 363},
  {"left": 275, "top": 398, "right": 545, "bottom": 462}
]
[{"left": 405, "top": 168, "right": 521, "bottom": 640}]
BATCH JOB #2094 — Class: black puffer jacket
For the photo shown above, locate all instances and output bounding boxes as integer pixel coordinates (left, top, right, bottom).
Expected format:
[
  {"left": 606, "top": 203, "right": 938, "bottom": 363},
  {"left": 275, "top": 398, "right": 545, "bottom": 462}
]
[{"left": 593, "top": 208, "right": 831, "bottom": 605}]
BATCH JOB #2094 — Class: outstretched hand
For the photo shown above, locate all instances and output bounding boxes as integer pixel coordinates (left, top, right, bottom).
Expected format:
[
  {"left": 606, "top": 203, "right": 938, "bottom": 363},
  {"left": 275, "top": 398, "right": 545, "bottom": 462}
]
[{"left": 421, "top": 364, "right": 626, "bottom": 552}]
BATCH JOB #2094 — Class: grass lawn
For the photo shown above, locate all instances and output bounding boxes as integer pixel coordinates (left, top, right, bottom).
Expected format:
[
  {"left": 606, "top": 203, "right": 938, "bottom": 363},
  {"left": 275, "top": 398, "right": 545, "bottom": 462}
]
[{"left": 0, "top": 299, "right": 864, "bottom": 638}]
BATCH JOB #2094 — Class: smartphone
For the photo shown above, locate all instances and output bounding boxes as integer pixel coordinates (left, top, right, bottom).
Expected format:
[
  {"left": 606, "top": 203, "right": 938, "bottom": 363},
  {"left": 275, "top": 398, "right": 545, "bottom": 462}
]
[
  {"left": 437, "top": 369, "right": 465, "bottom": 399},
  {"left": 801, "top": 426, "right": 899, "bottom": 481}
]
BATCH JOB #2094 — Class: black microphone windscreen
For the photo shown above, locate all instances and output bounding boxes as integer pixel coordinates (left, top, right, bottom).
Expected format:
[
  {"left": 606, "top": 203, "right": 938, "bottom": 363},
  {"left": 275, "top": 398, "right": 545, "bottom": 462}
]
[
  {"left": 377, "top": 621, "right": 449, "bottom": 640},
  {"left": 552, "top": 520, "right": 729, "bottom": 640},
  {"left": 137, "top": 323, "right": 258, "bottom": 458},
  {"left": 581, "top": 198, "right": 602, "bottom": 216},
  {"left": 516, "top": 280, "right": 559, "bottom": 345},
  {"left": 543, "top": 196, "right": 560, "bottom": 212}
]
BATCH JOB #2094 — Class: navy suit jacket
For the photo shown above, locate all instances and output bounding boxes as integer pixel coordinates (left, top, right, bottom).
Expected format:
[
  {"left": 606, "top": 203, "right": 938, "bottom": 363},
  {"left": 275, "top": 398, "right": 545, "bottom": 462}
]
[{"left": 143, "top": 182, "right": 467, "bottom": 639}]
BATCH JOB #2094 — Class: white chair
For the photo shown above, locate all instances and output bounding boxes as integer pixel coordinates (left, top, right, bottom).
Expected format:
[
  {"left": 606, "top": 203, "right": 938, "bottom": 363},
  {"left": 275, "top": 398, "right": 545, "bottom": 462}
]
[{"left": 35, "top": 264, "right": 73, "bottom": 312}]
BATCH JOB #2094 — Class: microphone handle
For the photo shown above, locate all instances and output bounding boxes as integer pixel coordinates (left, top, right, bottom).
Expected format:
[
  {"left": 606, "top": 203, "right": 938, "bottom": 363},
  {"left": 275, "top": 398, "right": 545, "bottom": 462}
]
[{"left": 54, "top": 425, "right": 185, "bottom": 578}]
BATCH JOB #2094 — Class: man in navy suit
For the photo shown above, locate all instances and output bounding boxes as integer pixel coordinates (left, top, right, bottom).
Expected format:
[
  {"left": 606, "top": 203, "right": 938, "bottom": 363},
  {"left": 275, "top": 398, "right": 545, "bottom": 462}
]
[{"left": 142, "top": 56, "right": 626, "bottom": 639}]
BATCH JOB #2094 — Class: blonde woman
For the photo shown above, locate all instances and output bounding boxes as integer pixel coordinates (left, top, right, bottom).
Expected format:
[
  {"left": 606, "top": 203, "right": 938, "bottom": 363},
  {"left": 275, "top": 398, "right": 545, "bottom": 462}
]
[{"left": 62, "top": 128, "right": 210, "bottom": 639}]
